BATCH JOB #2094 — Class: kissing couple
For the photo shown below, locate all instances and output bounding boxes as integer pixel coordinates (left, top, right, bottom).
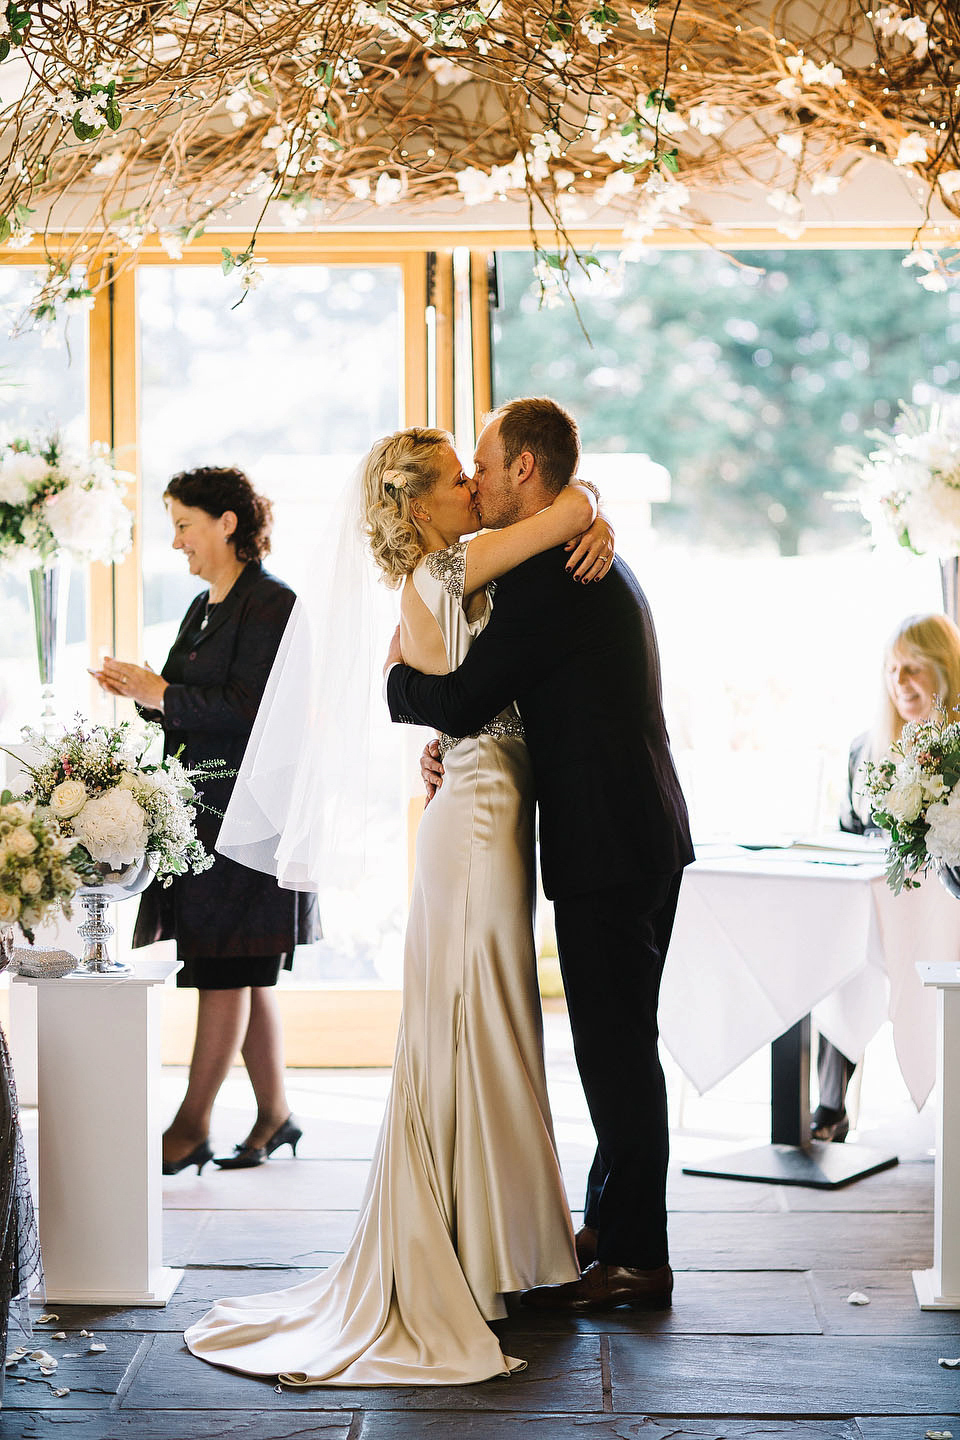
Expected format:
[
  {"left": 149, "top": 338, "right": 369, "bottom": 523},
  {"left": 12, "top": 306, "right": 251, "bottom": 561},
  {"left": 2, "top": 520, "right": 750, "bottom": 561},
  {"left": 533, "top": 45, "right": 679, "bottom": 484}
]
[{"left": 185, "top": 395, "right": 693, "bottom": 1386}]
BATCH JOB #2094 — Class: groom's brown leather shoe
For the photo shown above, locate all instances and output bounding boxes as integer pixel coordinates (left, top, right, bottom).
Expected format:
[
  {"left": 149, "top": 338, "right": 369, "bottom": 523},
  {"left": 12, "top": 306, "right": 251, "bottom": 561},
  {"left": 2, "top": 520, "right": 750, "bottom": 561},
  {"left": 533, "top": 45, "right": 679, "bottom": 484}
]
[
  {"left": 521, "top": 1261, "right": 673, "bottom": 1312},
  {"left": 575, "top": 1225, "right": 598, "bottom": 1270}
]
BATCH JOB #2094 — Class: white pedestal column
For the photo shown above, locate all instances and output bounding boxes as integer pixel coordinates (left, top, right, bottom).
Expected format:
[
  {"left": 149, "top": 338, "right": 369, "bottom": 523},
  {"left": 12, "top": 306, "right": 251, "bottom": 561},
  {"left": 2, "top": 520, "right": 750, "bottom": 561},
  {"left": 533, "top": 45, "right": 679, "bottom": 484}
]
[
  {"left": 13, "top": 958, "right": 182, "bottom": 1306},
  {"left": 914, "top": 961, "right": 960, "bottom": 1310}
]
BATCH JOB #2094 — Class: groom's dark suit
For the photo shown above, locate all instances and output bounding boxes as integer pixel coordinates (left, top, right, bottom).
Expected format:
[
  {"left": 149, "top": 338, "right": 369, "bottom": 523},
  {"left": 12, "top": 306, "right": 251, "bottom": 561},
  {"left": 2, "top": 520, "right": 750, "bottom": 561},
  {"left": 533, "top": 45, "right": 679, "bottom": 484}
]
[{"left": 387, "top": 547, "right": 693, "bottom": 1269}]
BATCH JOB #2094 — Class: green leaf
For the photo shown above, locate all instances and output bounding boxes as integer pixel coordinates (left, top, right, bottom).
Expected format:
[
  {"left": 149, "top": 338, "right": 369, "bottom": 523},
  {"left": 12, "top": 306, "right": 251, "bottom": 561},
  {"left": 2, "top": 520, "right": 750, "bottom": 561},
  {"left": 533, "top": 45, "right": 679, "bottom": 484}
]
[
  {"left": 220, "top": 246, "right": 235, "bottom": 274},
  {"left": 105, "top": 100, "right": 122, "bottom": 131},
  {"left": 172, "top": 0, "right": 188, "bottom": 14},
  {"left": 72, "top": 113, "right": 104, "bottom": 142},
  {"left": 0, "top": 39, "right": 10, "bottom": 62},
  {"left": 647, "top": 87, "right": 676, "bottom": 113},
  {"left": 580, "top": 253, "right": 603, "bottom": 268},
  {"left": 658, "top": 147, "right": 680, "bottom": 172},
  {"left": 14, "top": 202, "right": 33, "bottom": 224},
  {"left": 0, "top": 790, "right": 11, "bottom": 805},
  {"left": 0, "top": 216, "right": 9, "bottom": 245}
]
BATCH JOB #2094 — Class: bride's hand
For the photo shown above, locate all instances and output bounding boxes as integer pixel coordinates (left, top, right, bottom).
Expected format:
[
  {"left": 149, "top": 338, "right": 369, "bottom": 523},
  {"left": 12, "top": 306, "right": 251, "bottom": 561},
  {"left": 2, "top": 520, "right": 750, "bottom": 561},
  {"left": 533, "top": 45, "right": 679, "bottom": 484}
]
[{"left": 565, "top": 513, "right": 615, "bottom": 582}]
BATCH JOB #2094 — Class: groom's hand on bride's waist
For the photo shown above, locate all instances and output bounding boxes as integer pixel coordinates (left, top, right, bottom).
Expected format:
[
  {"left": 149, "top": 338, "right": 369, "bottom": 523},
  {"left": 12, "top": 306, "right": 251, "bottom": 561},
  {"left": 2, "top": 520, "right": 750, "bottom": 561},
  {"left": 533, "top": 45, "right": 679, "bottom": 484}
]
[{"left": 421, "top": 739, "right": 444, "bottom": 804}]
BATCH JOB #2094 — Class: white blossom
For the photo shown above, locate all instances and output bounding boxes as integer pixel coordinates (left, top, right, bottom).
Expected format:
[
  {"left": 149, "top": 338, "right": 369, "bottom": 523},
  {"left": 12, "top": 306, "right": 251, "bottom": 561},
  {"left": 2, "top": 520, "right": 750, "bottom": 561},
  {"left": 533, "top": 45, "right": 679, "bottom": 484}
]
[
  {"left": 159, "top": 231, "right": 184, "bottom": 260},
  {"left": 775, "top": 77, "right": 803, "bottom": 102},
  {"left": 261, "top": 124, "right": 286, "bottom": 150},
  {"left": 580, "top": 16, "right": 610, "bottom": 44},
  {"left": 688, "top": 103, "right": 726, "bottom": 137},
  {"left": 766, "top": 187, "right": 803, "bottom": 216},
  {"left": 801, "top": 59, "right": 843, "bottom": 87},
  {"left": 237, "top": 256, "right": 267, "bottom": 292},
  {"left": 374, "top": 171, "right": 403, "bottom": 206},
  {"left": 425, "top": 55, "right": 471, "bottom": 85},
  {"left": 91, "top": 151, "right": 123, "bottom": 176},
  {"left": 631, "top": 6, "right": 656, "bottom": 31},
  {"left": 902, "top": 248, "right": 936, "bottom": 271},
  {"left": 811, "top": 173, "right": 842, "bottom": 196},
  {"left": 938, "top": 170, "right": 960, "bottom": 196},
  {"left": 875, "top": 5, "right": 903, "bottom": 39},
  {"left": 776, "top": 131, "right": 803, "bottom": 159},
  {"left": 918, "top": 271, "right": 949, "bottom": 293},
  {"left": 545, "top": 44, "right": 568, "bottom": 67},
  {"left": 595, "top": 169, "right": 635, "bottom": 206},
  {"left": 346, "top": 176, "right": 371, "bottom": 200},
  {"left": 898, "top": 15, "right": 929, "bottom": 59},
  {"left": 894, "top": 133, "right": 929, "bottom": 167}
]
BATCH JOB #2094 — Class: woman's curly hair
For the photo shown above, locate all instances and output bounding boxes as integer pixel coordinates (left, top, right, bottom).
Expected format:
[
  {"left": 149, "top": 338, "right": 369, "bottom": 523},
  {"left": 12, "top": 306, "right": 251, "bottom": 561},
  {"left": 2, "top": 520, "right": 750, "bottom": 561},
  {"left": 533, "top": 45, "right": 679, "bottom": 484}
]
[
  {"left": 164, "top": 466, "right": 273, "bottom": 562},
  {"left": 360, "top": 428, "right": 451, "bottom": 588}
]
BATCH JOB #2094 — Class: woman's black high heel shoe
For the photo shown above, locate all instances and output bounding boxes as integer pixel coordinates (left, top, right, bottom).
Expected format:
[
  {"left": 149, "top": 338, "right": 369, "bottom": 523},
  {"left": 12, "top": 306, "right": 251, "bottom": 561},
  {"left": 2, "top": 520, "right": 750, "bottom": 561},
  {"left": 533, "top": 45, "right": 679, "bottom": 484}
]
[
  {"left": 162, "top": 1138, "right": 214, "bottom": 1176},
  {"left": 213, "top": 1116, "right": 302, "bottom": 1169}
]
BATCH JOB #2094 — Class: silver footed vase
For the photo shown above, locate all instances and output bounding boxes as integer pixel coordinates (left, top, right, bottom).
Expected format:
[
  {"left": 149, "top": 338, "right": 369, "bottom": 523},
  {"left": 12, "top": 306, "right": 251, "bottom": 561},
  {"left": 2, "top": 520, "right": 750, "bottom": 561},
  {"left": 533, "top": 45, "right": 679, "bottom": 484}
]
[
  {"left": 74, "top": 856, "right": 156, "bottom": 976},
  {"left": 28, "top": 561, "right": 70, "bottom": 740}
]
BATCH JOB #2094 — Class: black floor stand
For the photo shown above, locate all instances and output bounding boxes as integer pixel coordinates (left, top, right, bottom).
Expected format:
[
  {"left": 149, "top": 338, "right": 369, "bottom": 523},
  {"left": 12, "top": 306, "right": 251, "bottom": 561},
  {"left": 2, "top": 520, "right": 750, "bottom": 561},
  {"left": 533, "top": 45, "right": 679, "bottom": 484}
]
[{"left": 681, "top": 1015, "right": 899, "bottom": 1189}]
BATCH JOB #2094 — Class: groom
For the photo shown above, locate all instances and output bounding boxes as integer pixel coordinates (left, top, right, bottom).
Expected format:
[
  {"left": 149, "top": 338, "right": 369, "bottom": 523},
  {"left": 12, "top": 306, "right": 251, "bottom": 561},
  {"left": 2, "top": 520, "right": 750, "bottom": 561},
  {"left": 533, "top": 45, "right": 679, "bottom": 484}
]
[{"left": 385, "top": 396, "right": 693, "bottom": 1311}]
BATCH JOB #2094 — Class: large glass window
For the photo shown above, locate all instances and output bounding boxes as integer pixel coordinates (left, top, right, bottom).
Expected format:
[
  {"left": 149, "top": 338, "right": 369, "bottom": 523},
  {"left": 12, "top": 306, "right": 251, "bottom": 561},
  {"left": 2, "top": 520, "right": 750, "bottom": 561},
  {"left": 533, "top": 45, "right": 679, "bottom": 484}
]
[
  {"left": 493, "top": 249, "right": 945, "bottom": 838},
  {"left": 0, "top": 268, "right": 89, "bottom": 736},
  {"left": 138, "top": 263, "right": 408, "bottom": 981}
]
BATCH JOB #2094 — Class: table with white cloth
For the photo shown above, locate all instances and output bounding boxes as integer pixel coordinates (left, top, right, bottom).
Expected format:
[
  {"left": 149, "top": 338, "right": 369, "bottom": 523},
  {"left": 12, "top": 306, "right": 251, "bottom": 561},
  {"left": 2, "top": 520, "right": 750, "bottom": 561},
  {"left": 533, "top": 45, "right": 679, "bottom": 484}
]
[{"left": 658, "top": 843, "right": 956, "bottom": 1186}]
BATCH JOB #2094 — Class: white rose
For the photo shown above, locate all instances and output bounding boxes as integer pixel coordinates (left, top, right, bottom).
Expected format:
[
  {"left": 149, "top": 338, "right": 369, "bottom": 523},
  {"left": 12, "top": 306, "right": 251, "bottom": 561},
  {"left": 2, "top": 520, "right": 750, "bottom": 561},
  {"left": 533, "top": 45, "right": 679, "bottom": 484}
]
[
  {"left": 0, "top": 893, "right": 21, "bottom": 922},
  {"left": 20, "top": 869, "right": 42, "bottom": 896},
  {"left": 8, "top": 827, "right": 38, "bottom": 857},
  {"left": 43, "top": 483, "right": 132, "bottom": 564},
  {"left": 49, "top": 778, "right": 88, "bottom": 819},
  {"left": 71, "top": 786, "right": 149, "bottom": 869},
  {"left": 0, "top": 451, "right": 50, "bottom": 505},
  {"left": 884, "top": 778, "right": 924, "bottom": 823},
  {"left": 925, "top": 789, "right": 960, "bottom": 865}
]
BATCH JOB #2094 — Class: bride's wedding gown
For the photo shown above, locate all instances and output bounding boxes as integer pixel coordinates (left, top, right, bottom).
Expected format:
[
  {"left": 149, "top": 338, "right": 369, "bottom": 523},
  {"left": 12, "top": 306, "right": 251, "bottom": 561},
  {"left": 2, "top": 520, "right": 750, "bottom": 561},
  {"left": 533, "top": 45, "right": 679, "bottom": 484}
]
[{"left": 184, "top": 541, "right": 578, "bottom": 1386}]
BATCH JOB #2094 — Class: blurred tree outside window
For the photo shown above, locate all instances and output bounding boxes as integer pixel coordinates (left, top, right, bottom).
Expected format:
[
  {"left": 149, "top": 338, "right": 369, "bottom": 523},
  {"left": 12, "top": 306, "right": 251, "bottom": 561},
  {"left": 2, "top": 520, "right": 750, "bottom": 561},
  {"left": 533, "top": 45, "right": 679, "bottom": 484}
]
[{"left": 493, "top": 249, "right": 947, "bottom": 838}]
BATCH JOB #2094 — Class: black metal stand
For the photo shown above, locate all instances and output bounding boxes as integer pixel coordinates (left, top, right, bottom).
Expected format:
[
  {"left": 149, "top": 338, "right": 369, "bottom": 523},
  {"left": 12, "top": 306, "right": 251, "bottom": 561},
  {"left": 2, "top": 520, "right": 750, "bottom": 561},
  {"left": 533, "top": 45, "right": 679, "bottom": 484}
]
[{"left": 682, "top": 1015, "right": 899, "bottom": 1189}]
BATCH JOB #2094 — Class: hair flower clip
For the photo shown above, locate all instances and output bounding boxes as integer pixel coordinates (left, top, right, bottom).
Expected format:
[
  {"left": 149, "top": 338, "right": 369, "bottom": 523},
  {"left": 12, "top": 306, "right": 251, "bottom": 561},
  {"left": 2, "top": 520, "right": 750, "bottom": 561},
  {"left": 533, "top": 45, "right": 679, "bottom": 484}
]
[{"left": 383, "top": 468, "right": 407, "bottom": 498}]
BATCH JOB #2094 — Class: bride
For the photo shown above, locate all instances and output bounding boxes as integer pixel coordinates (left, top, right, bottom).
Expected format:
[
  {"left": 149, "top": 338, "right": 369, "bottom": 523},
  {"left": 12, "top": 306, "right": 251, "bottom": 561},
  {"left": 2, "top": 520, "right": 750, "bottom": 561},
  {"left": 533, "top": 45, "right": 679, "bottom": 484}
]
[{"left": 184, "top": 426, "right": 612, "bottom": 1386}]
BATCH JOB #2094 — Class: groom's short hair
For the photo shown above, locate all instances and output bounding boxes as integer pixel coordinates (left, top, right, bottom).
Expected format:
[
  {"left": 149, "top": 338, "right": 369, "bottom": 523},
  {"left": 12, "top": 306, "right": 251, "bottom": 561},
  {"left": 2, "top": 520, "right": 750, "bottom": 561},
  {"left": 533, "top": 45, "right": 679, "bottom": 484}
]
[{"left": 492, "top": 397, "right": 580, "bottom": 496}]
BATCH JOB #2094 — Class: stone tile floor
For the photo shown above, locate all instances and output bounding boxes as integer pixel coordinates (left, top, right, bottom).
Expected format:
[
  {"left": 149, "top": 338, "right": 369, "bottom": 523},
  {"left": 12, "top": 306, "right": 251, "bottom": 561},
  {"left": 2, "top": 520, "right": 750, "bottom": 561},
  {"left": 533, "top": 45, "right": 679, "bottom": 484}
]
[{"left": 4, "top": 1011, "right": 958, "bottom": 1439}]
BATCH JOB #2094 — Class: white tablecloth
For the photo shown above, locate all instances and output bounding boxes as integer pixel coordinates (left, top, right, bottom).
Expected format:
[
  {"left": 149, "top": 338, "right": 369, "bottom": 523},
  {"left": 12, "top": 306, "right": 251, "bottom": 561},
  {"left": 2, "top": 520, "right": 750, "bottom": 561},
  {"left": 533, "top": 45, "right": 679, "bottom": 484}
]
[{"left": 659, "top": 849, "right": 960, "bottom": 1110}]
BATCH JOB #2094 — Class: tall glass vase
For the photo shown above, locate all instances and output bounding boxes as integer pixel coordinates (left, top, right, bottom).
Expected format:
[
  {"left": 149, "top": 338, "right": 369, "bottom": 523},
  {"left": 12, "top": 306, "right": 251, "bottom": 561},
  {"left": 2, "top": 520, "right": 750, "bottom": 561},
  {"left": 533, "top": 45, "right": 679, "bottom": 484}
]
[{"left": 27, "top": 560, "right": 69, "bottom": 739}]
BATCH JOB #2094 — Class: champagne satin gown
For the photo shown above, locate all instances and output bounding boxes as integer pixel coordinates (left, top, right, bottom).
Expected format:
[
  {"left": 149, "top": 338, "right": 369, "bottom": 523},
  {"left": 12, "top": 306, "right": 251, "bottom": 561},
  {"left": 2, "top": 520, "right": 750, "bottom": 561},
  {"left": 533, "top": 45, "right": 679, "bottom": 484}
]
[{"left": 184, "top": 540, "right": 578, "bottom": 1386}]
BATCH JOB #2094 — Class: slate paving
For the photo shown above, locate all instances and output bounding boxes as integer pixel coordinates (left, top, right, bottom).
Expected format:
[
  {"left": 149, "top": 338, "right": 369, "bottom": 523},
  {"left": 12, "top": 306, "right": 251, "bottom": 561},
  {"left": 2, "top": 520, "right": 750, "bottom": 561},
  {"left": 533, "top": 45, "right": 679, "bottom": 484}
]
[{"left": 4, "top": 1020, "right": 958, "bottom": 1439}]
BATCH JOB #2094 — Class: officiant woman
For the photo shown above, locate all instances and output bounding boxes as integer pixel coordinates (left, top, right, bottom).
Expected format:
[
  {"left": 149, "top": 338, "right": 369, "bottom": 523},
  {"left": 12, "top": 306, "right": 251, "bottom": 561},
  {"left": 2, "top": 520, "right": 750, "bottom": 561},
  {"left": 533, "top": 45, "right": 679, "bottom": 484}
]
[{"left": 93, "top": 465, "right": 319, "bottom": 1175}]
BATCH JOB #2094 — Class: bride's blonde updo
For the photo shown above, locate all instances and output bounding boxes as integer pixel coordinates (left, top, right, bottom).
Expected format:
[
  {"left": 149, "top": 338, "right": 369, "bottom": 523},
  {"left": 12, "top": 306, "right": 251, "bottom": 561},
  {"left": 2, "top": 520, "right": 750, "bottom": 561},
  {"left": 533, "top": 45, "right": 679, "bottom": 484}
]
[{"left": 360, "top": 426, "right": 452, "bottom": 587}]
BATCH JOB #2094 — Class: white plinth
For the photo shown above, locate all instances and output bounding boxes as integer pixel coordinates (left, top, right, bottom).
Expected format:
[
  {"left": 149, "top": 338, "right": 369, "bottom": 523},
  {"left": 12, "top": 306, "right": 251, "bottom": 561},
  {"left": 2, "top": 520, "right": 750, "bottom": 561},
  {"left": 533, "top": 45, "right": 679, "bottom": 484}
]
[
  {"left": 913, "top": 962, "right": 960, "bottom": 1310},
  {"left": 13, "top": 958, "right": 182, "bottom": 1307}
]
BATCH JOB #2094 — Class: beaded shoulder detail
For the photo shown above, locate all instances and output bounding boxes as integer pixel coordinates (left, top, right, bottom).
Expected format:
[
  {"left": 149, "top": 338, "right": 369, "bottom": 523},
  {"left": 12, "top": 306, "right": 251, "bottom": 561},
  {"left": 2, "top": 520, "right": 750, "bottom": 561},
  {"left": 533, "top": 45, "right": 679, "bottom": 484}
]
[{"left": 424, "top": 541, "right": 468, "bottom": 599}]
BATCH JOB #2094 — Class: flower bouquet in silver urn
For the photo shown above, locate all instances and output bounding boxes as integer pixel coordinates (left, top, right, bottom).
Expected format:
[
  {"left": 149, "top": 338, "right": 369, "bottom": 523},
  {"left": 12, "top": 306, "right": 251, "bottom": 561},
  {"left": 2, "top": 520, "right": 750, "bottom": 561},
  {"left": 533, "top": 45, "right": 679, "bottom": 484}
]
[{"left": 11, "top": 718, "right": 216, "bottom": 973}]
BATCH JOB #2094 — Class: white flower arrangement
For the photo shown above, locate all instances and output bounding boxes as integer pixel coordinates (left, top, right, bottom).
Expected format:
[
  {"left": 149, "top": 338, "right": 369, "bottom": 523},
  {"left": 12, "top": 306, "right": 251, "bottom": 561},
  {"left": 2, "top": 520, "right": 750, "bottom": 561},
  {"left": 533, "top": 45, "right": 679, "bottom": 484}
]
[
  {"left": 0, "top": 433, "right": 134, "bottom": 570},
  {"left": 0, "top": 792, "right": 96, "bottom": 942},
  {"left": 13, "top": 718, "right": 217, "bottom": 886},
  {"left": 862, "top": 712, "right": 960, "bottom": 893},
  {"left": 857, "top": 400, "right": 960, "bottom": 558}
]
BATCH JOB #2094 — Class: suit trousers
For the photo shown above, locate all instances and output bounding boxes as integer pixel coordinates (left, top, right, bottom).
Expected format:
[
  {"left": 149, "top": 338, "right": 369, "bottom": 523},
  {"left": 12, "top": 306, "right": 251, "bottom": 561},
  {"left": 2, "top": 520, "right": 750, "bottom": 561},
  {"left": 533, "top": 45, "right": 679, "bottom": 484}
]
[{"left": 552, "top": 869, "right": 683, "bottom": 1271}]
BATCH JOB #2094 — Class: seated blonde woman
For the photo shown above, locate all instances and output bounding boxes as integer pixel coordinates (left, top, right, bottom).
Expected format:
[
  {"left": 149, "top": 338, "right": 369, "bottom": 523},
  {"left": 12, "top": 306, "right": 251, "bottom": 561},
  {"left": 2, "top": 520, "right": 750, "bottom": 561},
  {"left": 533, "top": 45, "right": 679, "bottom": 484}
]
[{"left": 816, "top": 611, "right": 960, "bottom": 1142}]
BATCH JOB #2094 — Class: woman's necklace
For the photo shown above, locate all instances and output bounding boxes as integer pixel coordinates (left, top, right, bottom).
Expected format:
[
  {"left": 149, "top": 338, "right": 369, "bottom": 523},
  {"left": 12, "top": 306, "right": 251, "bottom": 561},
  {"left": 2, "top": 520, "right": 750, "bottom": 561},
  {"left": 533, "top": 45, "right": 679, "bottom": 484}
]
[{"left": 200, "top": 598, "right": 216, "bottom": 631}]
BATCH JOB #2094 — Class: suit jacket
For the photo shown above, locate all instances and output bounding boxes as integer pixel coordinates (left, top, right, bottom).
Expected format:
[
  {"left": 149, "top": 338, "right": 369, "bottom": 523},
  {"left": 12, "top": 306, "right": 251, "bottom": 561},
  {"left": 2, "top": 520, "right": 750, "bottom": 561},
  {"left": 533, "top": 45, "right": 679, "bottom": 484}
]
[
  {"left": 133, "top": 562, "right": 320, "bottom": 958},
  {"left": 839, "top": 731, "right": 874, "bottom": 836},
  {"left": 387, "top": 548, "right": 694, "bottom": 900}
]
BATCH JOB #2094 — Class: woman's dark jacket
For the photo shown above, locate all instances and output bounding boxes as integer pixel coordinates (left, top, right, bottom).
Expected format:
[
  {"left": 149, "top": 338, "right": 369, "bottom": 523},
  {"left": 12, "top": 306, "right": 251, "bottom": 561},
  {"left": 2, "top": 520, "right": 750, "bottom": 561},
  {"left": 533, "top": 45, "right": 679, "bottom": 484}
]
[{"left": 132, "top": 562, "right": 320, "bottom": 959}]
